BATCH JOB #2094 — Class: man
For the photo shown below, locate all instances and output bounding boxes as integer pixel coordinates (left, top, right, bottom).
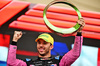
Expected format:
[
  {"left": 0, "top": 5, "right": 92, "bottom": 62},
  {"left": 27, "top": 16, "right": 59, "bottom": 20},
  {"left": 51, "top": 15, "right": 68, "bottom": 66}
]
[{"left": 7, "top": 18, "right": 85, "bottom": 66}]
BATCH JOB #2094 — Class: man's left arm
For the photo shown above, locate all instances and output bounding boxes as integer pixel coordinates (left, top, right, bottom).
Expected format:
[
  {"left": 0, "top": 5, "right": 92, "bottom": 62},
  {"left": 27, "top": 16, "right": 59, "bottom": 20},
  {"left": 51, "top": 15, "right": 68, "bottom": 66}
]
[{"left": 59, "top": 18, "right": 85, "bottom": 66}]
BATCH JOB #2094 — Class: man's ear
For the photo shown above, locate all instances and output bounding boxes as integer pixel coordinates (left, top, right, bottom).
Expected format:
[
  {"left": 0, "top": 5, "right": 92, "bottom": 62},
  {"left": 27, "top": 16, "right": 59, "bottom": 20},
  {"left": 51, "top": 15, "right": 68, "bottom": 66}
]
[{"left": 50, "top": 45, "right": 54, "bottom": 50}]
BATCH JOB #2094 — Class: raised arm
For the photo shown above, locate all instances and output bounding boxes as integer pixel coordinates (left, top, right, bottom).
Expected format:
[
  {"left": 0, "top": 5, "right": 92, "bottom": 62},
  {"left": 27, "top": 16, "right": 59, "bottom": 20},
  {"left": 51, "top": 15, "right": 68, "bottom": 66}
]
[
  {"left": 59, "top": 18, "right": 85, "bottom": 66},
  {"left": 7, "top": 31, "right": 27, "bottom": 66}
]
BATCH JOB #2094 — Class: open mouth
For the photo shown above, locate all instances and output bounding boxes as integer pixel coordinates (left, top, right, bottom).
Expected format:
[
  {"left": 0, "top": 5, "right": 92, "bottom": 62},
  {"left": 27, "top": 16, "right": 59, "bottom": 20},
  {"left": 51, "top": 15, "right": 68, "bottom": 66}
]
[{"left": 39, "top": 48, "right": 45, "bottom": 52}]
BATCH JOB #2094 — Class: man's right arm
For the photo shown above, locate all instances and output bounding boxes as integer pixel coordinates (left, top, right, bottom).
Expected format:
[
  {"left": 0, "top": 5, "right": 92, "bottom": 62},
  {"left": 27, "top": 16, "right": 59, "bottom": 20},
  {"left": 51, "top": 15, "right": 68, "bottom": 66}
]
[{"left": 7, "top": 31, "right": 27, "bottom": 66}]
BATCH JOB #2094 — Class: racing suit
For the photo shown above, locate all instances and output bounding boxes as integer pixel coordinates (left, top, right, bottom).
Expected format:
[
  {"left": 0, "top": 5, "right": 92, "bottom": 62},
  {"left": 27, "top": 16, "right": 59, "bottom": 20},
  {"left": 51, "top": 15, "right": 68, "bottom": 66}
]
[{"left": 7, "top": 33, "right": 83, "bottom": 66}]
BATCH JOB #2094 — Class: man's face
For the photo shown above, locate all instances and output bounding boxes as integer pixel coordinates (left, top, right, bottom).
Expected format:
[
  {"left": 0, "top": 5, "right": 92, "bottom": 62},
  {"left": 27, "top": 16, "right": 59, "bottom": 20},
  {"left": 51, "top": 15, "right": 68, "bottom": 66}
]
[{"left": 37, "top": 39, "right": 53, "bottom": 56}]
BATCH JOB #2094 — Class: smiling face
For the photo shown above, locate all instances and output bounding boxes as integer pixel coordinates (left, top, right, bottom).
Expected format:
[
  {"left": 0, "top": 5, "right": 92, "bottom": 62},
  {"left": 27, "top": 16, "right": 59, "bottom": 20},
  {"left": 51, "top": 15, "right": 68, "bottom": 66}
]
[{"left": 37, "top": 39, "right": 53, "bottom": 57}]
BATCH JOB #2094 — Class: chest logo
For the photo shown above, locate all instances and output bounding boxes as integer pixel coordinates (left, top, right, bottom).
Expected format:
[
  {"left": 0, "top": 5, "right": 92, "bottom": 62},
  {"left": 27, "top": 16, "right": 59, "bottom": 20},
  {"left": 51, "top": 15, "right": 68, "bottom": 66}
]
[{"left": 51, "top": 64, "right": 57, "bottom": 66}]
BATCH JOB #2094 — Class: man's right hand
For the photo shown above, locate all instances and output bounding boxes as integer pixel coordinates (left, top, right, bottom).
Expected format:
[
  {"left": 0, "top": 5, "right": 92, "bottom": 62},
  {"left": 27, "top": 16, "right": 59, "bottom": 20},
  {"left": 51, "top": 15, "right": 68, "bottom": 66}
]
[{"left": 12, "top": 31, "right": 22, "bottom": 42}]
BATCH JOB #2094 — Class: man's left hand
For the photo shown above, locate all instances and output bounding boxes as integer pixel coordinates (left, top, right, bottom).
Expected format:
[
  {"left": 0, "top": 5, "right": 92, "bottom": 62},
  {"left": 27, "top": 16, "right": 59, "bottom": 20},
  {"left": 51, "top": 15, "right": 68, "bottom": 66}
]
[{"left": 77, "top": 18, "right": 85, "bottom": 32}]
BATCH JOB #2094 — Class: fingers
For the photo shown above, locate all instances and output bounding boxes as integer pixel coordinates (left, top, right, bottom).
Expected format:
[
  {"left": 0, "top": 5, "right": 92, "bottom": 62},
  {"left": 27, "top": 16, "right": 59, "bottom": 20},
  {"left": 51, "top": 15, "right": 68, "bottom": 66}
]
[
  {"left": 14, "top": 31, "right": 22, "bottom": 36},
  {"left": 77, "top": 18, "right": 85, "bottom": 27},
  {"left": 15, "top": 31, "right": 22, "bottom": 34}
]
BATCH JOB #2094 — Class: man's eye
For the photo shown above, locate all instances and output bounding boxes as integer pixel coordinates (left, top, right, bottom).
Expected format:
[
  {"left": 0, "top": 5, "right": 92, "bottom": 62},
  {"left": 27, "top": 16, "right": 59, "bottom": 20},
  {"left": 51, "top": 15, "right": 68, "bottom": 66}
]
[
  {"left": 44, "top": 42, "right": 47, "bottom": 44},
  {"left": 44, "top": 42, "right": 46, "bottom": 44},
  {"left": 37, "top": 41, "right": 41, "bottom": 44}
]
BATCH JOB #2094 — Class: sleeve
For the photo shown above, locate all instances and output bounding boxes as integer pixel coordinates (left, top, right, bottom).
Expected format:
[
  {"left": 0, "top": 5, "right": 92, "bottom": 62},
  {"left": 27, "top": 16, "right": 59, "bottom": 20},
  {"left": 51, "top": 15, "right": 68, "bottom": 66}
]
[
  {"left": 7, "top": 45, "right": 27, "bottom": 66},
  {"left": 59, "top": 36, "right": 83, "bottom": 66}
]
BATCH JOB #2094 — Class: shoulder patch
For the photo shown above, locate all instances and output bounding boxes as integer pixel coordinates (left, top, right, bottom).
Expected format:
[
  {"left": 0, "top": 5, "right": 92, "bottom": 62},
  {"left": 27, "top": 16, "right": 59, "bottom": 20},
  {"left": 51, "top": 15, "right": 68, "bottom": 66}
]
[
  {"left": 25, "top": 58, "right": 31, "bottom": 61},
  {"left": 55, "top": 56, "right": 60, "bottom": 60}
]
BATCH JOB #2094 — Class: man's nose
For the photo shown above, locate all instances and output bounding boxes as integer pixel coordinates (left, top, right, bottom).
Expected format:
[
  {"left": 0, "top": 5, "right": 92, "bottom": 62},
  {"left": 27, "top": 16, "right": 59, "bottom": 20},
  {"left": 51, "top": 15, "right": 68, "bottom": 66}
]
[{"left": 39, "top": 43, "right": 43, "bottom": 47}]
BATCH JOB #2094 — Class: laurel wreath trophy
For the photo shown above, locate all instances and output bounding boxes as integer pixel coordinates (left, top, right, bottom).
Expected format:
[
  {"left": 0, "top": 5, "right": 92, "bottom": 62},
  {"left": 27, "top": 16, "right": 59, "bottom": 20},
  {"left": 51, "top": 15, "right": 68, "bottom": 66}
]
[{"left": 43, "top": 0, "right": 82, "bottom": 37}]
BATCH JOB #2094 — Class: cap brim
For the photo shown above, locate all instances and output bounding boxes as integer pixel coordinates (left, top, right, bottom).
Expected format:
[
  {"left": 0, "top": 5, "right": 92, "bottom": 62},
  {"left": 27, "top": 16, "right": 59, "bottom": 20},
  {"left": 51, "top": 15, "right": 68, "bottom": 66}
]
[{"left": 35, "top": 37, "right": 48, "bottom": 42}]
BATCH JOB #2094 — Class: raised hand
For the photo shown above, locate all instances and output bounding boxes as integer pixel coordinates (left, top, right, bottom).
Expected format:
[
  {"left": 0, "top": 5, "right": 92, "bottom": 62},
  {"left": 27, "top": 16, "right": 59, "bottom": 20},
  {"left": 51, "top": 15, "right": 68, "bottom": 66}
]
[
  {"left": 12, "top": 31, "right": 22, "bottom": 42},
  {"left": 77, "top": 18, "right": 85, "bottom": 32}
]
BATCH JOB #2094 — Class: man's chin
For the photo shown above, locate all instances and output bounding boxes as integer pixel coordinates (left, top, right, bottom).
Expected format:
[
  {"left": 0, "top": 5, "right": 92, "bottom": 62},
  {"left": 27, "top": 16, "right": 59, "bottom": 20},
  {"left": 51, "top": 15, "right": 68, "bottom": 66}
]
[
  {"left": 38, "top": 52, "right": 45, "bottom": 56},
  {"left": 40, "top": 53, "right": 45, "bottom": 56}
]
